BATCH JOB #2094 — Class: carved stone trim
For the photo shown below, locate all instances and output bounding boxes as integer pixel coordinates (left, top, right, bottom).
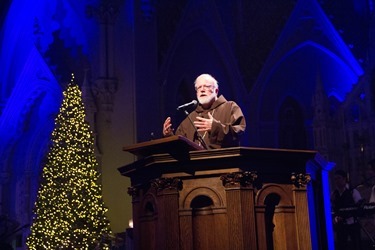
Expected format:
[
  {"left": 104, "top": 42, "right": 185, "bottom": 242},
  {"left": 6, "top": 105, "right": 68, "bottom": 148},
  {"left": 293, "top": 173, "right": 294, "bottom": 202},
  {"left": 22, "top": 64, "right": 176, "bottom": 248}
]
[
  {"left": 127, "top": 186, "right": 139, "bottom": 198},
  {"left": 221, "top": 171, "right": 260, "bottom": 188},
  {"left": 92, "top": 78, "right": 118, "bottom": 124},
  {"left": 151, "top": 177, "right": 182, "bottom": 191},
  {"left": 291, "top": 173, "right": 311, "bottom": 188}
]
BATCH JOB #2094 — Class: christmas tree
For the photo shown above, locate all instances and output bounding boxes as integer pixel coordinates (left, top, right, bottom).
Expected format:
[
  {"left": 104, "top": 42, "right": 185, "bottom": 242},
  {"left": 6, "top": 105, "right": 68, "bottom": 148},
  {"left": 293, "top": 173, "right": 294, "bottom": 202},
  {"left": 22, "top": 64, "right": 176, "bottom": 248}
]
[{"left": 27, "top": 74, "right": 112, "bottom": 249}]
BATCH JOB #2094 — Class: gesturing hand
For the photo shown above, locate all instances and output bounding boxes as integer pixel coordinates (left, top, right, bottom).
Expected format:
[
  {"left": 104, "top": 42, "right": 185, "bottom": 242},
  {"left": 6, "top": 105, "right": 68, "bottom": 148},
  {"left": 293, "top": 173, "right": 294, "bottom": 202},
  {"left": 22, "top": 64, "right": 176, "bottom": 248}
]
[
  {"left": 163, "top": 117, "right": 174, "bottom": 136},
  {"left": 194, "top": 112, "right": 213, "bottom": 132}
]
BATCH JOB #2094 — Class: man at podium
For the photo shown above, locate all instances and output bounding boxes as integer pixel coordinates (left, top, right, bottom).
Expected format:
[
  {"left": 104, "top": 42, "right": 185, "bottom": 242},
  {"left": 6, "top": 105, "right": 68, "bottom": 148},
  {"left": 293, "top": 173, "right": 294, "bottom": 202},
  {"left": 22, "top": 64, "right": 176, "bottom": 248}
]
[{"left": 163, "top": 73, "right": 246, "bottom": 149}]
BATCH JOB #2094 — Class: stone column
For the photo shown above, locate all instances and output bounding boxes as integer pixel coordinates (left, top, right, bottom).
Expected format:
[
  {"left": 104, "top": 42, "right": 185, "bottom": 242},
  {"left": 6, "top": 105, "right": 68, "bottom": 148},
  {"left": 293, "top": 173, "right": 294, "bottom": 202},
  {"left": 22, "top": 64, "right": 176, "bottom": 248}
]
[
  {"left": 221, "top": 171, "right": 259, "bottom": 250},
  {"left": 87, "top": 1, "right": 119, "bottom": 127},
  {"left": 291, "top": 172, "right": 312, "bottom": 250},
  {"left": 151, "top": 177, "right": 182, "bottom": 250}
]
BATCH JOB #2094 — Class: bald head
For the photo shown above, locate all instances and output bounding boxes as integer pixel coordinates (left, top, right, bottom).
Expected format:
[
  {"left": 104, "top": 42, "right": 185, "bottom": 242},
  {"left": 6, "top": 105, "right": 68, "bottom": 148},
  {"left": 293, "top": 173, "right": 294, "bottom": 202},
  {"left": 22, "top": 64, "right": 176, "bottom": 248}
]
[{"left": 194, "top": 74, "right": 219, "bottom": 89}]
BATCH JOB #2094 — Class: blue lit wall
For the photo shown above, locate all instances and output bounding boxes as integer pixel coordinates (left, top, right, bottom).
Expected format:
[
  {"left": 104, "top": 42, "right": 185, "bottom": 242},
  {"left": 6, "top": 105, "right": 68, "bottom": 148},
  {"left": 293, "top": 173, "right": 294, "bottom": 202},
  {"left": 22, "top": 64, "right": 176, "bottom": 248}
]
[
  {"left": 0, "top": 0, "right": 371, "bottom": 248},
  {"left": 0, "top": 0, "right": 99, "bottom": 227}
]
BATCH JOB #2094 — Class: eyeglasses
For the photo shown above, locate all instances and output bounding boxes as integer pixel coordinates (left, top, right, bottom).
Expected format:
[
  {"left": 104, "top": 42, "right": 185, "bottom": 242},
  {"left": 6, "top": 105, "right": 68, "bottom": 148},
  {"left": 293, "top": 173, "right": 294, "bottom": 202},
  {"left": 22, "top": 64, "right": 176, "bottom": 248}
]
[{"left": 195, "top": 84, "right": 215, "bottom": 91}]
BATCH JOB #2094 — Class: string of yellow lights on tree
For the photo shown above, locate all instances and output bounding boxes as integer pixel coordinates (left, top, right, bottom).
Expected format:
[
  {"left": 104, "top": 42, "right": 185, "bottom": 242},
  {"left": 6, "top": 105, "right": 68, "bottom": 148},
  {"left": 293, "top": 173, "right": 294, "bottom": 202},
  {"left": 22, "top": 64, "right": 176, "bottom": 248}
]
[{"left": 27, "top": 74, "right": 112, "bottom": 249}]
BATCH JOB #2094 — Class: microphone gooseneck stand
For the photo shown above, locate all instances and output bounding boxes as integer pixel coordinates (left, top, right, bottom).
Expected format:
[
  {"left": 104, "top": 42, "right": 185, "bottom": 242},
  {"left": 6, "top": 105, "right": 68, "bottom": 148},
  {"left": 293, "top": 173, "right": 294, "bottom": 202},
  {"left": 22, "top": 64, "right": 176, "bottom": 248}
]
[{"left": 183, "top": 109, "right": 208, "bottom": 149}]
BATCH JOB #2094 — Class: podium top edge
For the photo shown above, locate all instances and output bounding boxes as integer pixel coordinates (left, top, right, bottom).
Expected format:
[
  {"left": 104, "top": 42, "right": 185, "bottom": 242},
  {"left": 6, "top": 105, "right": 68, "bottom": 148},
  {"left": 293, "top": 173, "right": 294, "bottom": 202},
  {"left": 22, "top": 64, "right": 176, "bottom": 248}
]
[{"left": 122, "top": 135, "right": 204, "bottom": 157}]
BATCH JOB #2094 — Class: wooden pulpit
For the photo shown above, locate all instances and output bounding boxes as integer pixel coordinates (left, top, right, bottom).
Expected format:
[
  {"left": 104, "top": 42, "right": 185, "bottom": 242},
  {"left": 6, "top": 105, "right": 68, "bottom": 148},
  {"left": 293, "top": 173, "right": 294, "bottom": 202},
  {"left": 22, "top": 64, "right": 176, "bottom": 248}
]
[{"left": 118, "top": 136, "right": 334, "bottom": 250}]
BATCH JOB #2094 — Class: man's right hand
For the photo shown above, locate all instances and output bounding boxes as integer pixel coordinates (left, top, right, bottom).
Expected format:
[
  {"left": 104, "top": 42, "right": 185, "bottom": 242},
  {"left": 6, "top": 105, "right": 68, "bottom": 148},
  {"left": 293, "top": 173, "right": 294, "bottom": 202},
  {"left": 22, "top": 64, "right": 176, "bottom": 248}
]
[{"left": 163, "top": 117, "right": 174, "bottom": 136}]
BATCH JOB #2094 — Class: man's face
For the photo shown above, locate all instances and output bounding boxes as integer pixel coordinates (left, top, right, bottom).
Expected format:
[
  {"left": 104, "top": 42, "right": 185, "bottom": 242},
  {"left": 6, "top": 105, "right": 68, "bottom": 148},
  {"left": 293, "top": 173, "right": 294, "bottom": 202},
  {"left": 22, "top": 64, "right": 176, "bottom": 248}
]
[
  {"left": 365, "top": 166, "right": 375, "bottom": 185},
  {"left": 334, "top": 174, "right": 347, "bottom": 189},
  {"left": 195, "top": 78, "right": 218, "bottom": 106}
]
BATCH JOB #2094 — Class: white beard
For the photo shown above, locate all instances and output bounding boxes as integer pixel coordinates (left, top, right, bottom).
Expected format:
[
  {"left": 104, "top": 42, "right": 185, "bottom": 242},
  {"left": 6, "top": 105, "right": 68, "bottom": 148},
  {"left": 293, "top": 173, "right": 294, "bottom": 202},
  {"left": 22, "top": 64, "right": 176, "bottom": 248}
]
[{"left": 198, "top": 93, "right": 216, "bottom": 106}]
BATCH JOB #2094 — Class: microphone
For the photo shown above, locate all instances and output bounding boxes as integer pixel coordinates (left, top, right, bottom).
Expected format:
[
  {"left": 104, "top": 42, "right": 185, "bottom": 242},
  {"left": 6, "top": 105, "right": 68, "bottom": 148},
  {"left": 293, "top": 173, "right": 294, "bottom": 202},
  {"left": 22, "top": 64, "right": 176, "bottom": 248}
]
[
  {"left": 177, "top": 100, "right": 198, "bottom": 110},
  {"left": 177, "top": 100, "right": 207, "bottom": 149}
]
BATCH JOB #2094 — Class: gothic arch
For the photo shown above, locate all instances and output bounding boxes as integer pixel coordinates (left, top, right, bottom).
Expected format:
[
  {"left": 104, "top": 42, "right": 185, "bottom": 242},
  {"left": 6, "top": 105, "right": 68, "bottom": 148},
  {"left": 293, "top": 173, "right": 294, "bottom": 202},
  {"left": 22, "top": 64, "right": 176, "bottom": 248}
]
[
  {"left": 182, "top": 186, "right": 224, "bottom": 209},
  {"left": 255, "top": 184, "right": 293, "bottom": 206},
  {"left": 252, "top": 41, "right": 360, "bottom": 148},
  {"left": 140, "top": 192, "right": 158, "bottom": 217},
  {"left": 0, "top": 47, "right": 62, "bottom": 174},
  {"left": 0, "top": 46, "right": 61, "bottom": 228},
  {"left": 260, "top": 41, "right": 358, "bottom": 122},
  {"left": 159, "top": 1, "right": 247, "bottom": 119}
]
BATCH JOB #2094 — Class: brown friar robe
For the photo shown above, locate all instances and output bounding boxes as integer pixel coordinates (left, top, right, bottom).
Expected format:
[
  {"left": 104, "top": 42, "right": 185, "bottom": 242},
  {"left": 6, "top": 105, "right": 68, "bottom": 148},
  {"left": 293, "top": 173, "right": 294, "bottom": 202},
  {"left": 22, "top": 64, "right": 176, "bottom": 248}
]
[{"left": 175, "top": 95, "right": 246, "bottom": 149}]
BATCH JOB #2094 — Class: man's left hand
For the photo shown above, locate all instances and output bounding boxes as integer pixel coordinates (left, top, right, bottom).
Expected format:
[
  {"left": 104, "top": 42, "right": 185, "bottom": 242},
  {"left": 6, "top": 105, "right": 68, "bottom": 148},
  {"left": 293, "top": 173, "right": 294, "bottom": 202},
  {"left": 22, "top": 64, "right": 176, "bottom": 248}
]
[{"left": 194, "top": 113, "right": 213, "bottom": 132}]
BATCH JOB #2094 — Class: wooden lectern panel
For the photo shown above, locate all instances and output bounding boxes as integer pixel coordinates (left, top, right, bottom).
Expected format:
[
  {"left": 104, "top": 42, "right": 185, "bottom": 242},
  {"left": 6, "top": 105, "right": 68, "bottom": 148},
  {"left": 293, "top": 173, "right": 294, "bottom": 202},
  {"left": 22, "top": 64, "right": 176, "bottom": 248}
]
[{"left": 119, "top": 145, "right": 334, "bottom": 250}]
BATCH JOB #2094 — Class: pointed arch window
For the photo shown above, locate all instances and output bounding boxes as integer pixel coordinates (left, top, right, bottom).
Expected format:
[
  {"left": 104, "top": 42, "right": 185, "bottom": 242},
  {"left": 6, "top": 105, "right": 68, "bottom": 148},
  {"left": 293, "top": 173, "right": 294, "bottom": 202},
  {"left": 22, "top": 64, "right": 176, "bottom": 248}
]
[{"left": 278, "top": 97, "right": 307, "bottom": 149}]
